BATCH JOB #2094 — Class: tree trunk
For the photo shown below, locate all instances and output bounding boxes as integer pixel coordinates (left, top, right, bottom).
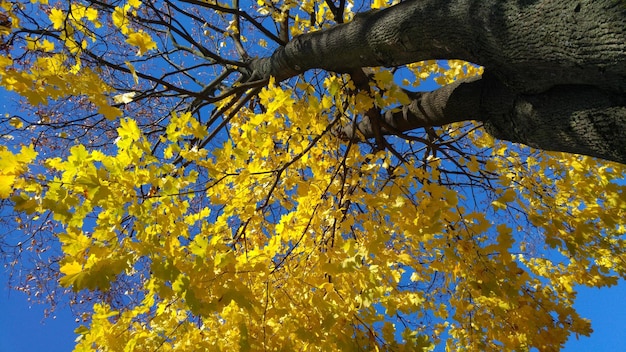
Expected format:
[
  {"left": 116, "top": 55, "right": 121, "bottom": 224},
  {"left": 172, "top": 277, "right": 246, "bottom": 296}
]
[{"left": 248, "top": 0, "right": 626, "bottom": 164}]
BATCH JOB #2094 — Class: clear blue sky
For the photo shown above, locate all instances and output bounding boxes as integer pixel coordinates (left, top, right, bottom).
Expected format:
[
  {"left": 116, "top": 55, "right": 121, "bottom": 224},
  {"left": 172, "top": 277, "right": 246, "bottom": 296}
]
[{"left": 0, "top": 283, "right": 77, "bottom": 352}]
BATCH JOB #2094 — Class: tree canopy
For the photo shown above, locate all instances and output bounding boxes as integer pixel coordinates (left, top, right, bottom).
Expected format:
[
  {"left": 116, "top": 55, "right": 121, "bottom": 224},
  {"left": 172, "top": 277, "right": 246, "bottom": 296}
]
[{"left": 0, "top": 0, "right": 625, "bottom": 350}]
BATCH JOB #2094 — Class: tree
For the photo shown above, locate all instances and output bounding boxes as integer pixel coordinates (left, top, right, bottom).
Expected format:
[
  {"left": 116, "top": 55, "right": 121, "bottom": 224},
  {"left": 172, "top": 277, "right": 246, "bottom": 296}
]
[{"left": 0, "top": 0, "right": 625, "bottom": 350}]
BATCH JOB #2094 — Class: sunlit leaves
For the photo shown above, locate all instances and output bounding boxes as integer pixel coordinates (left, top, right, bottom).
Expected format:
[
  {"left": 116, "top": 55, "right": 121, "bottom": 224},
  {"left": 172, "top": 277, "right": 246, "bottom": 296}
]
[
  {"left": 112, "top": 5, "right": 129, "bottom": 33},
  {"left": 401, "top": 60, "right": 484, "bottom": 87},
  {"left": 59, "top": 254, "right": 131, "bottom": 291},
  {"left": 118, "top": 118, "right": 141, "bottom": 142},
  {"left": 0, "top": 51, "right": 121, "bottom": 116},
  {"left": 25, "top": 36, "right": 55, "bottom": 52},
  {"left": 165, "top": 112, "right": 207, "bottom": 143},
  {"left": 0, "top": 145, "right": 38, "bottom": 198},
  {"left": 112, "top": 0, "right": 156, "bottom": 55},
  {"left": 258, "top": 78, "right": 295, "bottom": 114}
]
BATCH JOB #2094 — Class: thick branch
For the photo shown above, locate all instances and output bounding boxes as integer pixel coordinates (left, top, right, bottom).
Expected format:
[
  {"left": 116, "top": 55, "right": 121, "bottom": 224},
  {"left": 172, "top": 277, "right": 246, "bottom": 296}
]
[
  {"left": 340, "top": 76, "right": 485, "bottom": 139},
  {"left": 249, "top": 0, "right": 626, "bottom": 93},
  {"left": 483, "top": 84, "right": 626, "bottom": 164},
  {"left": 346, "top": 74, "right": 626, "bottom": 164},
  {"left": 247, "top": 0, "right": 477, "bottom": 81}
]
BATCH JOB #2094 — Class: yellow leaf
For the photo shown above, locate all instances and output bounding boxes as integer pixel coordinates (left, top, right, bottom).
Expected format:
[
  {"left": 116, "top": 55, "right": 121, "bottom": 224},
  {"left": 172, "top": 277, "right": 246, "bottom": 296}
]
[
  {"left": 467, "top": 156, "right": 479, "bottom": 173},
  {"left": 118, "top": 118, "right": 141, "bottom": 142},
  {"left": 0, "top": 56, "right": 13, "bottom": 68},
  {"left": 445, "top": 189, "right": 458, "bottom": 207},
  {"left": 19, "top": 146, "right": 37, "bottom": 164},
  {"left": 126, "top": 31, "right": 157, "bottom": 56},
  {"left": 84, "top": 7, "right": 98, "bottom": 22},
  {"left": 40, "top": 39, "right": 55, "bottom": 52},
  {"left": 9, "top": 117, "right": 23, "bottom": 129},
  {"left": 0, "top": 174, "right": 16, "bottom": 198},
  {"left": 125, "top": 61, "right": 139, "bottom": 84},
  {"left": 113, "top": 92, "right": 136, "bottom": 104},
  {"left": 98, "top": 104, "right": 123, "bottom": 121},
  {"left": 373, "top": 70, "right": 394, "bottom": 85},
  {"left": 49, "top": 8, "right": 65, "bottom": 30},
  {"left": 499, "top": 188, "right": 516, "bottom": 203},
  {"left": 112, "top": 6, "right": 130, "bottom": 34},
  {"left": 371, "top": 0, "right": 389, "bottom": 9},
  {"left": 128, "top": 0, "right": 142, "bottom": 8},
  {"left": 60, "top": 260, "right": 83, "bottom": 276},
  {"left": 190, "top": 235, "right": 209, "bottom": 257},
  {"left": 26, "top": 36, "right": 55, "bottom": 52}
]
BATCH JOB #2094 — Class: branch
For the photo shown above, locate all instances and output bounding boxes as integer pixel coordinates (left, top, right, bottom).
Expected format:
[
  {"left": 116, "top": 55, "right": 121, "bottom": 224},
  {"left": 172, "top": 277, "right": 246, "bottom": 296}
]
[
  {"left": 338, "top": 76, "right": 485, "bottom": 140},
  {"left": 246, "top": 0, "right": 478, "bottom": 82}
]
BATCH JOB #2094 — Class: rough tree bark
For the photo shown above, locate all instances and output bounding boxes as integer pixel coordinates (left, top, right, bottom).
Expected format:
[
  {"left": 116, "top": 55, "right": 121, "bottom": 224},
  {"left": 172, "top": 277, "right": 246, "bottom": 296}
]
[{"left": 247, "top": 0, "right": 626, "bottom": 164}]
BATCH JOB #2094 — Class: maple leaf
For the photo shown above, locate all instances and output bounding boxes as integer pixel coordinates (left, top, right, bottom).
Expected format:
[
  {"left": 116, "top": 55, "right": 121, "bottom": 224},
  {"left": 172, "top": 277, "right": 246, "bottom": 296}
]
[
  {"left": 0, "top": 174, "right": 16, "bottom": 198},
  {"left": 113, "top": 91, "right": 136, "bottom": 104},
  {"left": 127, "top": 0, "right": 142, "bottom": 8},
  {"left": 117, "top": 118, "right": 141, "bottom": 141},
  {"left": 125, "top": 31, "right": 157, "bottom": 56},
  {"left": 49, "top": 8, "right": 64, "bottom": 29}
]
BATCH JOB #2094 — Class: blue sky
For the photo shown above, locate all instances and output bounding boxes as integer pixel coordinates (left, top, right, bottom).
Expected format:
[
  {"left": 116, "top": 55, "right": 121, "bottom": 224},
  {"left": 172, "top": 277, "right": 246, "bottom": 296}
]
[{"left": 0, "top": 284, "right": 77, "bottom": 352}]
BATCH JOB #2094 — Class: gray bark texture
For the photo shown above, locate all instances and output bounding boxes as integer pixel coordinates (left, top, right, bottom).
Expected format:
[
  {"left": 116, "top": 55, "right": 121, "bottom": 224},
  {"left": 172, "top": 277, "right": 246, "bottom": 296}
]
[{"left": 247, "top": 0, "right": 626, "bottom": 164}]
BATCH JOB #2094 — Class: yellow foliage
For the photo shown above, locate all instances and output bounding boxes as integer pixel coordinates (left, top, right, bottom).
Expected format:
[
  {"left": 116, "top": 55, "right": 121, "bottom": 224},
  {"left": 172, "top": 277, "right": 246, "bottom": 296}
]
[{"left": 0, "top": 145, "right": 38, "bottom": 198}]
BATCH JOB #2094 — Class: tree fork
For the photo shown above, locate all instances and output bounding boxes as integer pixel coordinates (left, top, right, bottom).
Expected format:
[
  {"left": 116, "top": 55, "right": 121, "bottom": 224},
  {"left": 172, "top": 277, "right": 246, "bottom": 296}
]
[{"left": 247, "top": 0, "right": 626, "bottom": 163}]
